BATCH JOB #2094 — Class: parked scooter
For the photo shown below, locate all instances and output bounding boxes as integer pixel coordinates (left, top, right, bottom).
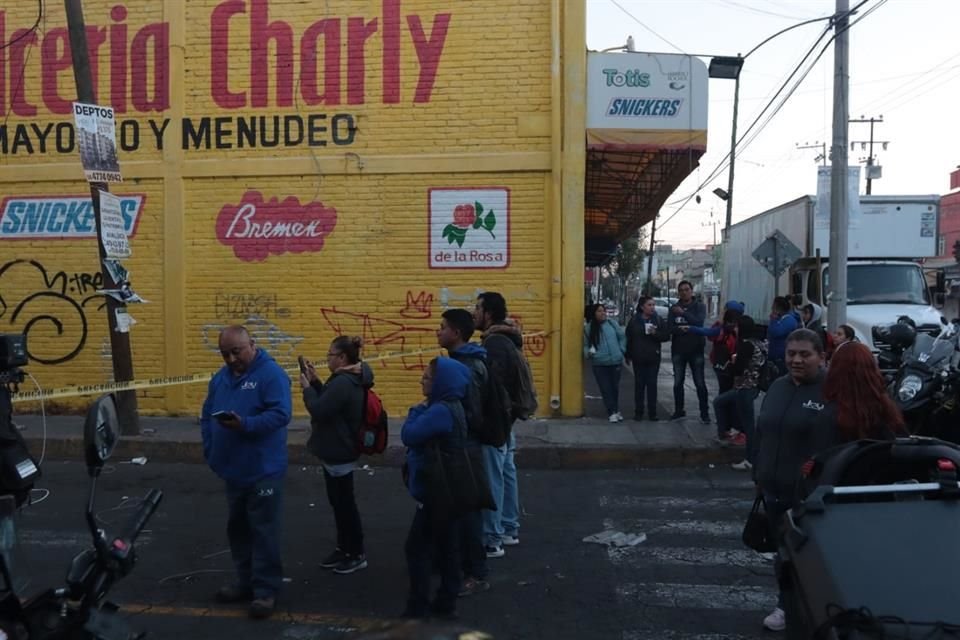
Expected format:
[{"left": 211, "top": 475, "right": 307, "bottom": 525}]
[
  {"left": 889, "top": 317, "right": 960, "bottom": 443},
  {"left": 0, "top": 394, "right": 163, "bottom": 639}
]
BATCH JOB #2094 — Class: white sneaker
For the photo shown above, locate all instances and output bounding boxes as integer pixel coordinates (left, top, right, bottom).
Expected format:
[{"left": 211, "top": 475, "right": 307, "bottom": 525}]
[
  {"left": 608, "top": 414, "right": 619, "bottom": 423},
  {"left": 614, "top": 412, "right": 624, "bottom": 422},
  {"left": 763, "top": 607, "right": 786, "bottom": 631},
  {"left": 501, "top": 534, "right": 519, "bottom": 546},
  {"left": 731, "top": 460, "right": 753, "bottom": 471}
]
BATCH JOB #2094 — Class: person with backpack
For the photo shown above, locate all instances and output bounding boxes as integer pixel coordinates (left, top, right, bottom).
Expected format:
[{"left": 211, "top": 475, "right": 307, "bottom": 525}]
[
  {"left": 400, "top": 356, "right": 472, "bottom": 620},
  {"left": 712, "top": 315, "right": 765, "bottom": 470},
  {"left": 300, "top": 335, "right": 373, "bottom": 576},
  {"left": 474, "top": 292, "right": 535, "bottom": 559},
  {"left": 624, "top": 296, "right": 669, "bottom": 421},
  {"left": 688, "top": 301, "right": 744, "bottom": 396},
  {"left": 437, "top": 308, "right": 508, "bottom": 597}
]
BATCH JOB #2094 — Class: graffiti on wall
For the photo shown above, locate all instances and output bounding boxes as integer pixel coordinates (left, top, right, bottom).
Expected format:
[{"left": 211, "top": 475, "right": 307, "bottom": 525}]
[
  {"left": 213, "top": 292, "right": 290, "bottom": 320},
  {"left": 0, "top": 259, "right": 104, "bottom": 364},
  {"left": 321, "top": 306, "right": 436, "bottom": 371},
  {"left": 400, "top": 290, "right": 433, "bottom": 319},
  {"left": 201, "top": 314, "right": 303, "bottom": 371}
]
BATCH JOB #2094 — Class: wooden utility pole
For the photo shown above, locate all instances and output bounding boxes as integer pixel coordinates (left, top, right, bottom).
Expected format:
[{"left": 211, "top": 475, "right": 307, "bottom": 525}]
[{"left": 63, "top": 0, "right": 139, "bottom": 433}]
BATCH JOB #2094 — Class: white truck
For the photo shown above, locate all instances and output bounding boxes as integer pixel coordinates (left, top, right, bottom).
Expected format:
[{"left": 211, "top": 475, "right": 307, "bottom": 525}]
[{"left": 722, "top": 194, "right": 945, "bottom": 351}]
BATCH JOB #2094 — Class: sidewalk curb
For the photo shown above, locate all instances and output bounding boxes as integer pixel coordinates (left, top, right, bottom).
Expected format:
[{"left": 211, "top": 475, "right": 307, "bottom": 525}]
[{"left": 24, "top": 435, "right": 745, "bottom": 470}]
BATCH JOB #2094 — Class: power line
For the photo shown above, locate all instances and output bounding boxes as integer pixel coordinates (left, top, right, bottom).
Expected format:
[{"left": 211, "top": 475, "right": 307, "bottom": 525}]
[
  {"left": 717, "top": 0, "right": 815, "bottom": 22},
  {"left": 607, "top": 0, "right": 687, "bottom": 54},
  {"left": 0, "top": 0, "right": 43, "bottom": 51}
]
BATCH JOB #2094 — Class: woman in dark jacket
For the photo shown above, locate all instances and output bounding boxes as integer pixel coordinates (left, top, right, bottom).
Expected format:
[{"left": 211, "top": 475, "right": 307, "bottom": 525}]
[
  {"left": 624, "top": 296, "right": 669, "bottom": 421},
  {"left": 301, "top": 335, "right": 374, "bottom": 575}
]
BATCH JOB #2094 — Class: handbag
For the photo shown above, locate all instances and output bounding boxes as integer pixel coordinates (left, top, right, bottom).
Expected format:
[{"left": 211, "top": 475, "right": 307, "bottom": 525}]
[
  {"left": 742, "top": 495, "right": 777, "bottom": 553},
  {"left": 422, "top": 441, "right": 495, "bottom": 516}
]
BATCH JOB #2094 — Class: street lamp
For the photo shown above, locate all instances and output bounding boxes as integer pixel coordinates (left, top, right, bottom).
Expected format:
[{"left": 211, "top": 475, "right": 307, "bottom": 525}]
[{"left": 708, "top": 55, "right": 744, "bottom": 239}]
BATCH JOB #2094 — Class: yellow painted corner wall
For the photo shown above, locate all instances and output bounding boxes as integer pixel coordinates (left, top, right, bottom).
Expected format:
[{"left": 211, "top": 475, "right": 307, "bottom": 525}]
[{"left": 0, "top": 0, "right": 558, "bottom": 416}]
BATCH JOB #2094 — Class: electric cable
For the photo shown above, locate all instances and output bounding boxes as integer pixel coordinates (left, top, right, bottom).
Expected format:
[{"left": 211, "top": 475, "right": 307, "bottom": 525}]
[
  {"left": 0, "top": 0, "right": 42, "bottom": 51},
  {"left": 607, "top": 0, "right": 687, "bottom": 54}
]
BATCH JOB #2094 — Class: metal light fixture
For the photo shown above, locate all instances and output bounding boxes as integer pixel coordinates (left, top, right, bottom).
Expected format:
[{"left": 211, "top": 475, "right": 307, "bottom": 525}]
[
  {"left": 713, "top": 187, "right": 730, "bottom": 201},
  {"left": 709, "top": 55, "right": 744, "bottom": 238}
]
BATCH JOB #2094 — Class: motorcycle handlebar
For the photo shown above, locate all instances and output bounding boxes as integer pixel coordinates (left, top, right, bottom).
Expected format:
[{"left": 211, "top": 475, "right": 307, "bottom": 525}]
[{"left": 117, "top": 489, "right": 162, "bottom": 548}]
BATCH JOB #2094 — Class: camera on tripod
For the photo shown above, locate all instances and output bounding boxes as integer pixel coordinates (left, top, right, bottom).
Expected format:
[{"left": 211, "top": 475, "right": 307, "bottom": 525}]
[{"left": 0, "top": 334, "right": 27, "bottom": 386}]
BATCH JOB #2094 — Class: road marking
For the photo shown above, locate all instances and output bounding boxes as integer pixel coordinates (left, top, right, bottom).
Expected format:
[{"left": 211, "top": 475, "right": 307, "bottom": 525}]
[
  {"left": 608, "top": 545, "right": 770, "bottom": 569},
  {"left": 616, "top": 582, "right": 776, "bottom": 611},
  {"left": 121, "top": 603, "right": 384, "bottom": 632},
  {"left": 598, "top": 495, "right": 753, "bottom": 511},
  {"left": 616, "top": 518, "right": 745, "bottom": 537}
]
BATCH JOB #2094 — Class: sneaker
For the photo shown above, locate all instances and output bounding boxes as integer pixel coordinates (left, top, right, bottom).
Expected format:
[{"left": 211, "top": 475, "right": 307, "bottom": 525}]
[
  {"left": 731, "top": 459, "right": 753, "bottom": 471},
  {"left": 728, "top": 432, "right": 747, "bottom": 446},
  {"left": 319, "top": 548, "right": 348, "bottom": 569},
  {"left": 457, "top": 577, "right": 491, "bottom": 597},
  {"left": 763, "top": 607, "right": 786, "bottom": 631},
  {"left": 614, "top": 412, "right": 624, "bottom": 422},
  {"left": 670, "top": 411, "right": 686, "bottom": 421},
  {"left": 332, "top": 554, "right": 368, "bottom": 574},
  {"left": 214, "top": 584, "right": 253, "bottom": 604},
  {"left": 248, "top": 596, "right": 275, "bottom": 619},
  {"left": 485, "top": 545, "right": 505, "bottom": 558},
  {"left": 501, "top": 534, "right": 519, "bottom": 546},
  {"left": 608, "top": 414, "right": 619, "bottom": 423}
]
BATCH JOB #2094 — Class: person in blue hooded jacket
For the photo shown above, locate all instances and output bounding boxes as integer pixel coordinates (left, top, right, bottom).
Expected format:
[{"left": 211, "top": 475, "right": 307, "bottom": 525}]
[
  {"left": 768, "top": 296, "right": 801, "bottom": 377},
  {"left": 401, "top": 356, "right": 471, "bottom": 620},
  {"left": 200, "top": 325, "right": 292, "bottom": 619}
]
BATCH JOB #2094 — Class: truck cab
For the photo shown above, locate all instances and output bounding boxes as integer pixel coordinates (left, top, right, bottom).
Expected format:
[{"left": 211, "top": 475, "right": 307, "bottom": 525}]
[{"left": 790, "top": 257, "right": 945, "bottom": 351}]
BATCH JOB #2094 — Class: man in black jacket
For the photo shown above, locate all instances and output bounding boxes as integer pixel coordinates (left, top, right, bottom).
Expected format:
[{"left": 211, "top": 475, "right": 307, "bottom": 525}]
[
  {"left": 473, "top": 292, "right": 523, "bottom": 559},
  {"left": 625, "top": 296, "right": 670, "bottom": 421},
  {"left": 668, "top": 281, "right": 710, "bottom": 423}
]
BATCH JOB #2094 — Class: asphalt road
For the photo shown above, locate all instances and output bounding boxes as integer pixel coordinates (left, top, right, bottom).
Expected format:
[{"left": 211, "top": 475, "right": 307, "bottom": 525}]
[{"left": 11, "top": 460, "right": 775, "bottom": 639}]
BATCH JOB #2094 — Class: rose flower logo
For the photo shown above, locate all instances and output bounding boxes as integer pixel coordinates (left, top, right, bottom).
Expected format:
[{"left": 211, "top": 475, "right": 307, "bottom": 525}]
[{"left": 441, "top": 202, "right": 497, "bottom": 247}]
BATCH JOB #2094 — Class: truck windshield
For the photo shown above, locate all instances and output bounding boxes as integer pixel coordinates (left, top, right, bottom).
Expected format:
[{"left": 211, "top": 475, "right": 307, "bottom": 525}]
[{"left": 823, "top": 264, "right": 930, "bottom": 305}]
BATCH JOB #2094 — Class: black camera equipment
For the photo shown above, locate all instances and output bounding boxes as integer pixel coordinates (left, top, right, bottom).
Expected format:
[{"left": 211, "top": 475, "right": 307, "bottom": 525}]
[{"left": 0, "top": 335, "right": 40, "bottom": 506}]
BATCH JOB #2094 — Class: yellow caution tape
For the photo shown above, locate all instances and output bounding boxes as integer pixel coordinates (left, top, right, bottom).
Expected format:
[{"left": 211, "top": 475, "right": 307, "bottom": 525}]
[{"left": 11, "top": 332, "right": 548, "bottom": 403}]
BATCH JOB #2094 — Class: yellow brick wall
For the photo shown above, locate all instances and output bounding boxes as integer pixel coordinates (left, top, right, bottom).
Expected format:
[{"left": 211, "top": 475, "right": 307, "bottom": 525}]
[{"left": 0, "top": 0, "right": 557, "bottom": 416}]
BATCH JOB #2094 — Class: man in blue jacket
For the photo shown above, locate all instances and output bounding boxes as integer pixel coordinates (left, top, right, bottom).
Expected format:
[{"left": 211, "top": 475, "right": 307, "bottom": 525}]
[
  {"left": 767, "top": 296, "right": 801, "bottom": 377},
  {"left": 668, "top": 281, "right": 710, "bottom": 423},
  {"left": 201, "top": 325, "right": 292, "bottom": 619}
]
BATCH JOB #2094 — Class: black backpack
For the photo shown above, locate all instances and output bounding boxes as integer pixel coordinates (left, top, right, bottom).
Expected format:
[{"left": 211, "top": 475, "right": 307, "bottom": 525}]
[{"left": 461, "top": 357, "right": 510, "bottom": 447}]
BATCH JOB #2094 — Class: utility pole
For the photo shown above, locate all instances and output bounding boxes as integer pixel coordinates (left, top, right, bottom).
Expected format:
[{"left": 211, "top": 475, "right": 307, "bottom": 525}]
[
  {"left": 796, "top": 141, "right": 828, "bottom": 166},
  {"left": 849, "top": 115, "right": 886, "bottom": 194},
  {"left": 645, "top": 216, "right": 657, "bottom": 296},
  {"left": 827, "top": 0, "right": 850, "bottom": 332},
  {"left": 64, "top": 0, "right": 139, "bottom": 433}
]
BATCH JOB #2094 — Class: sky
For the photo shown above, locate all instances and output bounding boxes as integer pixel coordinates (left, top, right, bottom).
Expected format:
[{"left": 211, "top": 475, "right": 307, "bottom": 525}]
[{"left": 586, "top": 0, "right": 960, "bottom": 250}]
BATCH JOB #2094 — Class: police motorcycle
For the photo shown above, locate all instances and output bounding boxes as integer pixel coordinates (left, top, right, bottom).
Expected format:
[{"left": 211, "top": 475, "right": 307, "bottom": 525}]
[
  {"left": 888, "top": 317, "right": 960, "bottom": 443},
  {"left": 0, "top": 334, "right": 163, "bottom": 640}
]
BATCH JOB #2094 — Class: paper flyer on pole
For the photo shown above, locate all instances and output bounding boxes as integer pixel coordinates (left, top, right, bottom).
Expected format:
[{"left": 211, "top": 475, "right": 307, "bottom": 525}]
[
  {"left": 73, "top": 102, "right": 122, "bottom": 183},
  {"left": 98, "top": 191, "right": 131, "bottom": 258}
]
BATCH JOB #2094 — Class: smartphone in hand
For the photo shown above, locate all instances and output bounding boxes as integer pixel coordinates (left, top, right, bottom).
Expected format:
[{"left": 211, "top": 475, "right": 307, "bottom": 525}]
[{"left": 212, "top": 410, "right": 231, "bottom": 422}]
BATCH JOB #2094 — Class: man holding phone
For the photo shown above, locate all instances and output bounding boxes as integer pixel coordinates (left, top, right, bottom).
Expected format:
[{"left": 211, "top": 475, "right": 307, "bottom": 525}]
[{"left": 200, "top": 325, "right": 292, "bottom": 619}]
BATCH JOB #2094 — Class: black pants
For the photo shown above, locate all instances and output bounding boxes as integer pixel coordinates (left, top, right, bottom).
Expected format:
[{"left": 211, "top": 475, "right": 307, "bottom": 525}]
[
  {"left": 405, "top": 505, "right": 460, "bottom": 616},
  {"left": 323, "top": 469, "right": 364, "bottom": 556},
  {"left": 633, "top": 362, "right": 659, "bottom": 418},
  {"left": 459, "top": 509, "right": 488, "bottom": 580}
]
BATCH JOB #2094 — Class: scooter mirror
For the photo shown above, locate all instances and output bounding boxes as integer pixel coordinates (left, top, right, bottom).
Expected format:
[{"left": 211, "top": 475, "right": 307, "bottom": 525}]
[{"left": 82, "top": 394, "right": 119, "bottom": 472}]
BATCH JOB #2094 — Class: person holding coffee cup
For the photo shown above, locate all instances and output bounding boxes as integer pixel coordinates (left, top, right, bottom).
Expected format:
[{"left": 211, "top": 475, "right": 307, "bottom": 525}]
[{"left": 625, "top": 296, "right": 670, "bottom": 421}]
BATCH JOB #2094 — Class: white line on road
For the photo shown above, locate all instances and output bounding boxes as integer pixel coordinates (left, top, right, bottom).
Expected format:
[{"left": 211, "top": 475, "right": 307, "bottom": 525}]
[
  {"left": 616, "top": 582, "right": 776, "bottom": 611},
  {"left": 598, "top": 495, "right": 754, "bottom": 511},
  {"left": 618, "top": 518, "right": 745, "bottom": 537},
  {"left": 608, "top": 544, "right": 770, "bottom": 569}
]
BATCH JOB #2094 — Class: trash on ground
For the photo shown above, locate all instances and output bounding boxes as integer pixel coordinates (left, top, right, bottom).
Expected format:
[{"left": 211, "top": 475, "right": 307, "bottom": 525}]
[{"left": 582, "top": 530, "right": 647, "bottom": 547}]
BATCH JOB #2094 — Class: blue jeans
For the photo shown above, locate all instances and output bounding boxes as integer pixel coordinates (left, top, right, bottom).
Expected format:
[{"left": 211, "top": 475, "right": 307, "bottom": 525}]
[
  {"left": 405, "top": 504, "right": 460, "bottom": 616},
  {"left": 502, "top": 430, "right": 519, "bottom": 538},
  {"left": 592, "top": 364, "right": 622, "bottom": 416},
  {"left": 633, "top": 362, "right": 659, "bottom": 418},
  {"left": 714, "top": 388, "right": 759, "bottom": 464},
  {"left": 225, "top": 476, "right": 284, "bottom": 599},
  {"left": 481, "top": 442, "right": 506, "bottom": 546},
  {"left": 671, "top": 351, "right": 709, "bottom": 418}
]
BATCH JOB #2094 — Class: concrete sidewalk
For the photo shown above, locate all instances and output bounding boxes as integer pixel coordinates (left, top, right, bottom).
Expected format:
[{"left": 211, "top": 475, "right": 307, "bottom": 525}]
[{"left": 14, "top": 347, "right": 745, "bottom": 469}]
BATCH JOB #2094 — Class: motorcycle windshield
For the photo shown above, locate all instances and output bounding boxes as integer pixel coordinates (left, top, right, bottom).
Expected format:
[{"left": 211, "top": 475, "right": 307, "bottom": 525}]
[{"left": 903, "top": 333, "right": 954, "bottom": 369}]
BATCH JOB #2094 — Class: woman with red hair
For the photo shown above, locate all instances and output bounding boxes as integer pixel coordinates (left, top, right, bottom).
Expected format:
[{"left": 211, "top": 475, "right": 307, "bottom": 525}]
[{"left": 821, "top": 342, "right": 905, "bottom": 442}]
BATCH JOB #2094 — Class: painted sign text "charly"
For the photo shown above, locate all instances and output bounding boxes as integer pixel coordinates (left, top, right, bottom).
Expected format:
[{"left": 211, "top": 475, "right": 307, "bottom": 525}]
[
  {"left": 211, "top": 0, "right": 451, "bottom": 108},
  {"left": 0, "top": 0, "right": 450, "bottom": 117}
]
